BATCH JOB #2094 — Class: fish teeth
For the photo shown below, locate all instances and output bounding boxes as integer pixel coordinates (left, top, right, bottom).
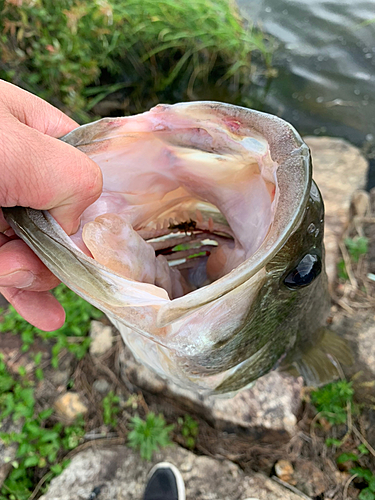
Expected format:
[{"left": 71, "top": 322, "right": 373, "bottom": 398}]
[
  {"left": 208, "top": 217, "right": 214, "bottom": 232},
  {"left": 163, "top": 219, "right": 168, "bottom": 229},
  {"left": 196, "top": 210, "right": 203, "bottom": 223},
  {"left": 156, "top": 222, "right": 161, "bottom": 231}
]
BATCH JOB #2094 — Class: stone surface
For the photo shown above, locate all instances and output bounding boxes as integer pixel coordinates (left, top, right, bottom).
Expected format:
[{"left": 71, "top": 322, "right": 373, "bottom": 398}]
[
  {"left": 120, "top": 346, "right": 303, "bottom": 440},
  {"left": 274, "top": 459, "right": 294, "bottom": 483},
  {"left": 93, "top": 378, "right": 111, "bottom": 395},
  {"left": 293, "top": 460, "right": 327, "bottom": 498},
  {"left": 54, "top": 392, "right": 88, "bottom": 422},
  {"left": 89, "top": 320, "right": 113, "bottom": 356},
  {"left": 40, "top": 445, "right": 302, "bottom": 500},
  {"left": 304, "top": 136, "right": 369, "bottom": 285},
  {"left": 331, "top": 309, "right": 375, "bottom": 399},
  {"left": 0, "top": 418, "right": 22, "bottom": 488}
]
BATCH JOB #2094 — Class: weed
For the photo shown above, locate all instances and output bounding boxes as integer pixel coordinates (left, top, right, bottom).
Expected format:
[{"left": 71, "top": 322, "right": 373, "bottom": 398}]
[
  {"left": 128, "top": 412, "right": 174, "bottom": 460},
  {"left": 344, "top": 236, "right": 368, "bottom": 263},
  {"left": 310, "top": 380, "right": 355, "bottom": 426},
  {"left": 337, "top": 259, "right": 349, "bottom": 281},
  {"left": 178, "top": 415, "right": 199, "bottom": 449},
  {"left": 0, "top": 284, "right": 102, "bottom": 366},
  {"left": 337, "top": 236, "right": 368, "bottom": 281},
  {"left": 312, "top": 380, "right": 375, "bottom": 499},
  {"left": 350, "top": 468, "right": 375, "bottom": 500},
  {"left": 0, "top": 358, "right": 85, "bottom": 500},
  {"left": 102, "top": 391, "right": 120, "bottom": 428}
]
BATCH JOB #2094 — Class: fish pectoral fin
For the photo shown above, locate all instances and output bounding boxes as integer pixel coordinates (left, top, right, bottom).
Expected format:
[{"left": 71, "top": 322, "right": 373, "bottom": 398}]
[{"left": 282, "top": 329, "right": 353, "bottom": 387}]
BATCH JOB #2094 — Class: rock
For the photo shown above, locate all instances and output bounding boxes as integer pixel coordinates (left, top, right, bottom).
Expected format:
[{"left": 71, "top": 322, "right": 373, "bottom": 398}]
[
  {"left": 293, "top": 460, "right": 327, "bottom": 497},
  {"left": 365, "top": 187, "right": 375, "bottom": 274},
  {"left": 54, "top": 392, "right": 88, "bottom": 422},
  {"left": 89, "top": 320, "right": 113, "bottom": 356},
  {"left": 304, "top": 136, "right": 368, "bottom": 285},
  {"left": 331, "top": 309, "right": 375, "bottom": 400},
  {"left": 0, "top": 418, "right": 22, "bottom": 488},
  {"left": 274, "top": 459, "right": 295, "bottom": 483},
  {"left": 40, "top": 445, "right": 303, "bottom": 500},
  {"left": 120, "top": 346, "right": 302, "bottom": 441},
  {"left": 93, "top": 378, "right": 111, "bottom": 395}
]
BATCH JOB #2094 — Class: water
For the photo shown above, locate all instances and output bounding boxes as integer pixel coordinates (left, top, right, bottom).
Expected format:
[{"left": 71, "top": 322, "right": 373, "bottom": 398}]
[{"left": 237, "top": 0, "right": 375, "bottom": 149}]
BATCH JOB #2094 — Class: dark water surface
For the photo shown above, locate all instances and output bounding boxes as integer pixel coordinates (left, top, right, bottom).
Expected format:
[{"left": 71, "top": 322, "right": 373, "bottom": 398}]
[{"left": 238, "top": 0, "right": 375, "bottom": 151}]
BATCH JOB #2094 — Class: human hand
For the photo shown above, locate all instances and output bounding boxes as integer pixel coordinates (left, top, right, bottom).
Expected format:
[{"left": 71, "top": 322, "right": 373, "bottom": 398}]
[{"left": 0, "top": 81, "right": 102, "bottom": 331}]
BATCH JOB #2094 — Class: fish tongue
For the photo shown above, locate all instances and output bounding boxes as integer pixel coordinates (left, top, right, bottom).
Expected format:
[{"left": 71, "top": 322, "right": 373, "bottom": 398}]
[
  {"left": 82, "top": 213, "right": 157, "bottom": 284},
  {"left": 82, "top": 212, "right": 189, "bottom": 299}
]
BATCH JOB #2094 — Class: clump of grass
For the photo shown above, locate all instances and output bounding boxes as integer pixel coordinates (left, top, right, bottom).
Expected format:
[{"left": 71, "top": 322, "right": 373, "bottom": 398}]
[
  {"left": 0, "top": 0, "right": 274, "bottom": 119},
  {"left": 0, "top": 284, "right": 102, "bottom": 366},
  {"left": 128, "top": 412, "right": 174, "bottom": 460}
]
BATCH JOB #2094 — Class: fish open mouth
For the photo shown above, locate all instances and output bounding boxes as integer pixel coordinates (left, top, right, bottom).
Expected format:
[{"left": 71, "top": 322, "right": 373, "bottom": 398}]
[
  {"left": 3, "top": 102, "right": 314, "bottom": 393},
  {"left": 71, "top": 103, "right": 279, "bottom": 299}
]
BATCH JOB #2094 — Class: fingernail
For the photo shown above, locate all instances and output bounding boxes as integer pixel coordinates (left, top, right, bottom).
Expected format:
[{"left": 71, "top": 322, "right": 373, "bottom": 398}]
[{"left": 0, "top": 270, "right": 35, "bottom": 288}]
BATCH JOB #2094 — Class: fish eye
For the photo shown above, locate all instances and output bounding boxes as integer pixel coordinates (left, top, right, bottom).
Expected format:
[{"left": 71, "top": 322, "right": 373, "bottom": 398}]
[{"left": 284, "top": 253, "right": 322, "bottom": 289}]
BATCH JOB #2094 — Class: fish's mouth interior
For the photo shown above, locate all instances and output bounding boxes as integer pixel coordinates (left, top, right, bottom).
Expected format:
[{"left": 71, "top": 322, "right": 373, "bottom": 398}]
[{"left": 71, "top": 111, "right": 279, "bottom": 300}]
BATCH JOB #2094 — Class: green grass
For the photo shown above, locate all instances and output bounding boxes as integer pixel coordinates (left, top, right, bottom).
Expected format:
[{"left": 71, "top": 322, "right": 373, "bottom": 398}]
[
  {"left": 311, "top": 380, "right": 375, "bottom": 499},
  {"left": 0, "top": 0, "right": 274, "bottom": 120},
  {"left": 0, "top": 285, "right": 102, "bottom": 366},
  {"left": 0, "top": 356, "right": 86, "bottom": 500},
  {"left": 0, "top": 285, "right": 102, "bottom": 499}
]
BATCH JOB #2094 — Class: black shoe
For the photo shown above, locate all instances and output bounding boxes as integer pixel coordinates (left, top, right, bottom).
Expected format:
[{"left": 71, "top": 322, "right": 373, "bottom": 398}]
[{"left": 143, "top": 462, "right": 186, "bottom": 500}]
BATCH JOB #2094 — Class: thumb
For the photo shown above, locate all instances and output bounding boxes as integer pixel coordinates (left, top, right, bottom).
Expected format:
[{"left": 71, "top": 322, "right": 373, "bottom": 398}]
[{"left": 0, "top": 82, "right": 103, "bottom": 234}]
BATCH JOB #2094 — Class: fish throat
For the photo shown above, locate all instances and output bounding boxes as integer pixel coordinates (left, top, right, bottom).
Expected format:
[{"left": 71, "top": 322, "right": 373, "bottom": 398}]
[{"left": 71, "top": 105, "right": 279, "bottom": 299}]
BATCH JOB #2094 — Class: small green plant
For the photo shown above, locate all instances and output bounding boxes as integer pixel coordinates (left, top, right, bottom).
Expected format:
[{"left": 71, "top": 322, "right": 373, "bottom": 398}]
[
  {"left": 313, "top": 381, "right": 375, "bottom": 500},
  {"left": 128, "top": 412, "right": 174, "bottom": 460},
  {"left": 337, "top": 236, "right": 368, "bottom": 281},
  {"left": 102, "top": 390, "right": 120, "bottom": 428},
  {"left": 344, "top": 236, "right": 368, "bottom": 263},
  {"left": 310, "top": 380, "right": 355, "bottom": 426},
  {"left": 0, "top": 284, "right": 102, "bottom": 366},
  {"left": 335, "top": 449, "right": 375, "bottom": 500},
  {"left": 351, "top": 468, "right": 375, "bottom": 500},
  {"left": 178, "top": 415, "right": 199, "bottom": 449},
  {"left": 337, "top": 259, "right": 349, "bottom": 281},
  {"left": 0, "top": 358, "right": 85, "bottom": 500}
]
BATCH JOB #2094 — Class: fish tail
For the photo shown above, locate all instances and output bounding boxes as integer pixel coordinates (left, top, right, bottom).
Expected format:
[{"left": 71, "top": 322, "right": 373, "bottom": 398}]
[{"left": 282, "top": 329, "right": 353, "bottom": 386}]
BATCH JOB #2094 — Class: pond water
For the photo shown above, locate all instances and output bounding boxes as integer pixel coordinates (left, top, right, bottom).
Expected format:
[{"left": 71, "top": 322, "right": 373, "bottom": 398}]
[{"left": 238, "top": 0, "right": 375, "bottom": 186}]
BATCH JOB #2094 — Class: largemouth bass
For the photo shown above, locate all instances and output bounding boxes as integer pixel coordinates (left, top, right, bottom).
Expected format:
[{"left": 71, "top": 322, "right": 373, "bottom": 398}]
[{"left": 4, "top": 102, "right": 351, "bottom": 395}]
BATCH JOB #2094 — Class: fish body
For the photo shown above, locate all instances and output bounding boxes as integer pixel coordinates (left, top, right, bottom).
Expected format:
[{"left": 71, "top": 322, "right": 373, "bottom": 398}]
[{"left": 4, "top": 102, "right": 351, "bottom": 394}]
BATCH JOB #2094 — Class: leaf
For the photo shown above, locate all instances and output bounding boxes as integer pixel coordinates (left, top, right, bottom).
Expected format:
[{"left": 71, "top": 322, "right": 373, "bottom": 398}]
[
  {"left": 351, "top": 468, "right": 373, "bottom": 482},
  {"left": 359, "top": 488, "right": 375, "bottom": 500},
  {"left": 337, "top": 452, "right": 359, "bottom": 464},
  {"left": 38, "top": 408, "right": 54, "bottom": 420},
  {"left": 369, "top": 476, "right": 375, "bottom": 493},
  {"left": 24, "top": 455, "right": 40, "bottom": 468}
]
